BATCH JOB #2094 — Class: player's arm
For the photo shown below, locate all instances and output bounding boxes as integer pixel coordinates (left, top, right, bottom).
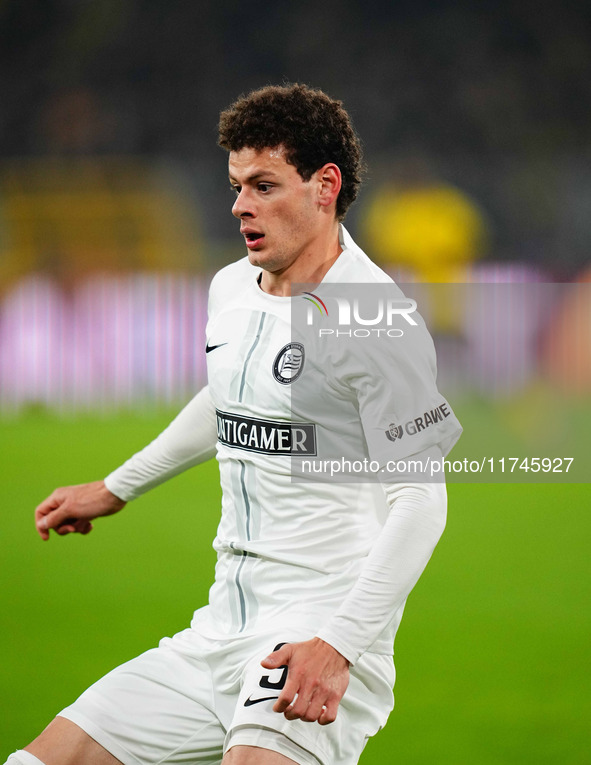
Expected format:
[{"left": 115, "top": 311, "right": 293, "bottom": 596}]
[
  {"left": 307, "top": 311, "right": 456, "bottom": 666},
  {"left": 103, "top": 384, "right": 217, "bottom": 501},
  {"left": 35, "top": 480, "right": 126, "bottom": 540},
  {"left": 263, "top": 453, "right": 447, "bottom": 724},
  {"left": 314, "top": 466, "right": 447, "bottom": 664},
  {"left": 264, "top": 291, "right": 458, "bottom": 723},
  {"left": 35, "top": 385, "right": 217, "bottom": 540}
]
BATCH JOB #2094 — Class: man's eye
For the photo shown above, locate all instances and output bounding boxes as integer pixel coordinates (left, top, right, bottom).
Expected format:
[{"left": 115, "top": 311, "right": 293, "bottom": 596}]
[
  {"left": 258, "top": 184, "right": 271, "bottom": 193},
  {"left": 231, "top": 186, "right": 241, "bottom": 195}
]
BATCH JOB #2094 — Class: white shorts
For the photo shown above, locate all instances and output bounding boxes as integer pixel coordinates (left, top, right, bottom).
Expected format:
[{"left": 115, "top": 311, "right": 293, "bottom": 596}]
[{"left": 59, "top": 626, "right": 395, "bottom": 765}]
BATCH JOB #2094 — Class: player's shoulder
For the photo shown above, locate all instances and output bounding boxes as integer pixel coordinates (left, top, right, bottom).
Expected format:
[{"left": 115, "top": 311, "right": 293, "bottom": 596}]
[
  {"left": 208, "top": 256, "right": 260, "bottom": 315},
  {"left": 329, "top": 225, "right": 393, "bottom": 285},
  {"left": 210, "top": 256, "right": 259, "bottom": 292}
]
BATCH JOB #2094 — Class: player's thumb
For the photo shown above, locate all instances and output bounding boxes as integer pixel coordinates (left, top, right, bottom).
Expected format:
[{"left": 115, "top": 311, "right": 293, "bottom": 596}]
[
  {"left": 261, "top": 643, "right": 293, "bottom": 669},
  {"left": 38, "top": 504, "right": 69, "bottom": 533}
]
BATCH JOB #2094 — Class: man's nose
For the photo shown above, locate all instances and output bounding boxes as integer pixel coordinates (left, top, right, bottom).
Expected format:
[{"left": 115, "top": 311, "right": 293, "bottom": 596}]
[{"left": 232, "top": 188, "right": 255, "bottom": 218}]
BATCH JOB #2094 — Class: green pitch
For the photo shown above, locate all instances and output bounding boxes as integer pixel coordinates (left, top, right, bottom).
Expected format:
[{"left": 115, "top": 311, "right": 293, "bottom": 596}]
[{"left": 1, "top": 407, "right": 589, "bottom": 763}]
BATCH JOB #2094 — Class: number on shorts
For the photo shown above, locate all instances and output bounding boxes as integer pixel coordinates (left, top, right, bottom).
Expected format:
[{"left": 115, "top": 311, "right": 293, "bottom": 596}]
[{"left": 259, "top": 642, "right": 288, "bottom": 690}]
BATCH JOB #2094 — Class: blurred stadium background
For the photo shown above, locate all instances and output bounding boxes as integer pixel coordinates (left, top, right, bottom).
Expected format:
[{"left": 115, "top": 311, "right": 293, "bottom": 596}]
[{"left": 1, "top": 0, "right": 589, "bottom": 762}]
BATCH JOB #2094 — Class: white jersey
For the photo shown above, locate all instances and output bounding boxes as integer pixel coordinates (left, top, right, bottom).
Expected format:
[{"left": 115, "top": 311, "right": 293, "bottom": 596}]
[{"left": 195, "top": 225, "right": 461, "bottom": 654}]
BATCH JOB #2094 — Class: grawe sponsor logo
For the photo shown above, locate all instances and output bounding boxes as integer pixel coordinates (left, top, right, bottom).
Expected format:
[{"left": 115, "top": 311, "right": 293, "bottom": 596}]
[
  {"left": 386, "top": 402, "right": 451, "bottom": 440},
  {"left": 216, "top": 410, "right": 317, "bottom": 456},
  {"left": 385, "top": 424, "right": 404, "bottom": 442}
]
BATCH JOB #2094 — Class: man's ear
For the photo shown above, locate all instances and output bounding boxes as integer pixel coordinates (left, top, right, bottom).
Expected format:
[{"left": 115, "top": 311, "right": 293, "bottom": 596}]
[{"left": 316, "top": 163, "right": 342, "bottom": 211}]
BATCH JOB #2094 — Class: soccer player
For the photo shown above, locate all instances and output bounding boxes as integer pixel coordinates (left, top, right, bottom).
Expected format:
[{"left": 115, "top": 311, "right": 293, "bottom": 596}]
[{"left": 5, "top": 84, "right": 461, "bottom": 765}]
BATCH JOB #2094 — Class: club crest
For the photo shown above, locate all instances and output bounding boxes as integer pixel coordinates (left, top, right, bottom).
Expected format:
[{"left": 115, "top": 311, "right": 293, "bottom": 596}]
[{"left": 273, "top": 342, "right": 305, "bottom": 384}]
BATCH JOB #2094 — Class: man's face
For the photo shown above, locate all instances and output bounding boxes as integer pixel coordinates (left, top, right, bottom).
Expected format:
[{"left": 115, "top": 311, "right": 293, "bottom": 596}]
[{"left": 228, "top": 146, "right": 322, "bottom": 274}]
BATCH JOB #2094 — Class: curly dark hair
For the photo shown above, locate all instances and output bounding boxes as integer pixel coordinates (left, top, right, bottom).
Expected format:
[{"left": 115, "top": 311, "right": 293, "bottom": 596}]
[{"left": 218, "top": 84, "right": 364, "bottom": 220}]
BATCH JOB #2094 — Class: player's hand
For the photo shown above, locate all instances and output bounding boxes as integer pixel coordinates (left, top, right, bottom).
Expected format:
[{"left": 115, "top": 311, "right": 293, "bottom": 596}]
[
  {"left": 261, "top": 637, "right": 350, "bottom": 725},
  {"left": 35, "top": 480, "right": 126, "bottom": 540}
]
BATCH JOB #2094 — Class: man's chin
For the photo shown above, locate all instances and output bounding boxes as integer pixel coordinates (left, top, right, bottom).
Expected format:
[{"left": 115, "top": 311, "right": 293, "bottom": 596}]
[{"left": 247, "top": 249, "right": 268, "bottom": 267}]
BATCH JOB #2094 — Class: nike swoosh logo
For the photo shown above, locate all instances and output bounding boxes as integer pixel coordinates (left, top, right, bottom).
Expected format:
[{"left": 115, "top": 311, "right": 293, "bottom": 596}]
[
  {"left": 205, "top": 342, "right": 228, "bottom": 354},
  {"left": 244, "top": 695, "right": 279, "bottom": 707}
]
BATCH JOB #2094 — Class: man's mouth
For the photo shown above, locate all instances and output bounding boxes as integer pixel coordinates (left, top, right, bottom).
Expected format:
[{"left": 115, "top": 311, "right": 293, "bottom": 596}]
[{"left": 243, "top": 231, "right": 265, "bottom": 249}]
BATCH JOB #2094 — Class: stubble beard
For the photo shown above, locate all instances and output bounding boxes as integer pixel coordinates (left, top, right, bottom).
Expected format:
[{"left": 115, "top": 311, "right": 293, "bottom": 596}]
[
  {"left": 248, "top": 206, "right": 316, "bottom": 276},
  {"left": 248, "top": 241, "right": 298, "bottom": 276}
]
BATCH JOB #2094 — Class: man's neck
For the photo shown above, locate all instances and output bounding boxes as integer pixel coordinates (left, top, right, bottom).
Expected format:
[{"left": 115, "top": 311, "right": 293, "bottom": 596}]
[{"left": 259, "top": 225, "right": 342, "bottom": 297}]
